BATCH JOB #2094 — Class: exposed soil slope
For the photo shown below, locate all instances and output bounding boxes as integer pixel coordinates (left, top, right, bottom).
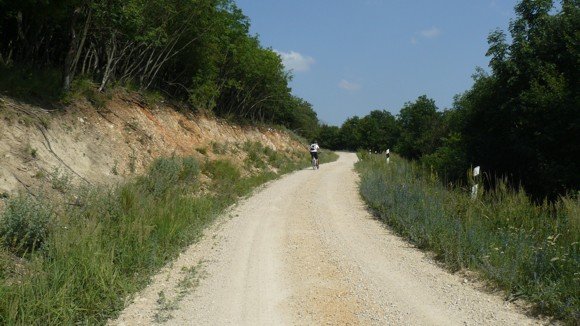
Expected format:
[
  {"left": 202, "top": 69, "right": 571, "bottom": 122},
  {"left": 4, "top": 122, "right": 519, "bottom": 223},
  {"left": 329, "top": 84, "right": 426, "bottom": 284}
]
[
  {"left": 0, "top": 94, "right": 304, "bottom": 203},
  {"left": 113, "top": 153, "right": 542, "bottom": 325}
]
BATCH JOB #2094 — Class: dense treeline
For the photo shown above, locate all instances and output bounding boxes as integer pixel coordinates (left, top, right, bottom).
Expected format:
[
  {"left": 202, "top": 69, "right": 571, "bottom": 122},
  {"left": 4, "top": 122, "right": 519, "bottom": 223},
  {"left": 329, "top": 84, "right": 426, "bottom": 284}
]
[
  {"left": 320, "top": 0, "right": 579, "bottom": 200},
  {"left": 0, "top": 0, "right": 319, "bottom": 137}
]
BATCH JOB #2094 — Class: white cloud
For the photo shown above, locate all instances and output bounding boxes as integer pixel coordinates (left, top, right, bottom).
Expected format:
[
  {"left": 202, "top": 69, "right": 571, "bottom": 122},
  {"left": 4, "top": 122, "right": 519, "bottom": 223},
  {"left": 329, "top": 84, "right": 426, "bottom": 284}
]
[
  {"left": 420, "top": 27, "right": 441, "bottom": 39},
  {"left": 338, "top": 79, "right": 361, "bottom": 91},
  {"left": 411, "top": 26, "right": 442, "bottom": 44},
  {"left": 274, "top": 50, "right": 315, "bottom": 72}
]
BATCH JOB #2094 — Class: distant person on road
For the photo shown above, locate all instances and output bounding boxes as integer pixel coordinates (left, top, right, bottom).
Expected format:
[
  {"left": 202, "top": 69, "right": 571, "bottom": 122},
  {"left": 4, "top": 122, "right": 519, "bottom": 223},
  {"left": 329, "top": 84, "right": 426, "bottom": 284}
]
[{"left": 309, "top": 141, "right": 320, "bottom": 168}]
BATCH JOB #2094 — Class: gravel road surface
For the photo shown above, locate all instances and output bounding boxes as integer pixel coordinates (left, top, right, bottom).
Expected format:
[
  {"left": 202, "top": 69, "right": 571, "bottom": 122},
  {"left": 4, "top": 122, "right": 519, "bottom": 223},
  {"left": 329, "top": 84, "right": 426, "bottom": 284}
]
[{"left": 113, "top": 152, "right": 542, "bottom": 325}]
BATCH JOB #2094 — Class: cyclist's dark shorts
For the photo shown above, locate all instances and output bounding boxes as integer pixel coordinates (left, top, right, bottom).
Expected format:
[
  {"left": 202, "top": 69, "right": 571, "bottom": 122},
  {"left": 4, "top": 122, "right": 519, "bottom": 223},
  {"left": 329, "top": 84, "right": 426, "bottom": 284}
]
[{"left": 310, "top": 152, "right": 318, "bottom": 159}]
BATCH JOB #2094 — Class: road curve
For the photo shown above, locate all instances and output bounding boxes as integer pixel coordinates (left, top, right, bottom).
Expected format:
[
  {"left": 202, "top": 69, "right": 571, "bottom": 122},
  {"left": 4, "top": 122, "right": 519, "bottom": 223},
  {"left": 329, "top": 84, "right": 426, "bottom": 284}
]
[{"left": 113, "top": 152, "right": 542, "bottom": 325}]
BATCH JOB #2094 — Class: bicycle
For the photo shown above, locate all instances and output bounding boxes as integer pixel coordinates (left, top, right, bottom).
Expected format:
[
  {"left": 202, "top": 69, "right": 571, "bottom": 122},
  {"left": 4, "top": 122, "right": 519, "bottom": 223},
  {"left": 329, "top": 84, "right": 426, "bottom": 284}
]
[{"left": 311, "top": 152, "right": 320, "bottom": 170}]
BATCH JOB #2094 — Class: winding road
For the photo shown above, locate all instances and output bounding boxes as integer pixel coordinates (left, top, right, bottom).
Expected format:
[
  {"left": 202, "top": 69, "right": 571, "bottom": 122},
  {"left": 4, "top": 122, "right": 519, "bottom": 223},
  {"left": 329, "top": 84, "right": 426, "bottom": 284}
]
[{"left": 113, "top": 152, "right": 541, "bottom": 325}]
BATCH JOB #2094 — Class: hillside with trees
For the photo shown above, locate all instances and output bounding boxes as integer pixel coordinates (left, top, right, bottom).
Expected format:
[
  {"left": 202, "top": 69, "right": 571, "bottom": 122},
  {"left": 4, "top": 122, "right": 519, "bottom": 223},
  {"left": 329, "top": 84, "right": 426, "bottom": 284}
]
[
  {"left": 0, "top": 0, "right": 319, "bottom": 138},
  {"left": 320, "top": 0, "right": 579, "bottom": 200}
]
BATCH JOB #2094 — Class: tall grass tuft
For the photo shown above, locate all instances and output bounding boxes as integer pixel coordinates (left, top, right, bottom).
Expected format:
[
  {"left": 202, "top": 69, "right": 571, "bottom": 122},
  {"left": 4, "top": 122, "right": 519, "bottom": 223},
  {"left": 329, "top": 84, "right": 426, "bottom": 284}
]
[{"left": 356, "top": 154, "right": 579, "bottom": 323}]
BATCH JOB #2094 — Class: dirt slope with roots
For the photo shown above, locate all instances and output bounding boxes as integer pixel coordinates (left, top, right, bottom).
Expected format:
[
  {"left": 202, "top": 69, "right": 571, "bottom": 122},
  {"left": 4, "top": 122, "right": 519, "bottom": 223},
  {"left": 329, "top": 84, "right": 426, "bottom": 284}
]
[{"left": 0, "top": 94, "right": 305, "bottom": 205}]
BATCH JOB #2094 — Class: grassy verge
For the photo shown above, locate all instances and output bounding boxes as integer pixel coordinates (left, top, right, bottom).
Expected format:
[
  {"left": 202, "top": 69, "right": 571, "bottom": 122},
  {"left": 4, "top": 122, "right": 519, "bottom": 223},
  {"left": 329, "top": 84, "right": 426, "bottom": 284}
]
[
  {"left": 0, "top": 149, "right": 338, "bottom": 324},
  {"left": 355, "top": 153, "right": 579, "bottom": 323},
  {"left": 319, "top": 151, "right": 339, "bottom": 165}
]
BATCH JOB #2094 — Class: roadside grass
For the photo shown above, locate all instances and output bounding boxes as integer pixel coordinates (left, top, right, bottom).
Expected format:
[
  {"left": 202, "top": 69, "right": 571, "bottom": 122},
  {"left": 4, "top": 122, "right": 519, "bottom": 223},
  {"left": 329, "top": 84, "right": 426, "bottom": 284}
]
[
  {"left": 318, "top": 151, "right": 339, "bottom": 166},
  {"left": 0, "top": 149, "right": 339, "bottom": 324},
  {"left": 355, "top": 154, "right": 579, "bottom": 323}
]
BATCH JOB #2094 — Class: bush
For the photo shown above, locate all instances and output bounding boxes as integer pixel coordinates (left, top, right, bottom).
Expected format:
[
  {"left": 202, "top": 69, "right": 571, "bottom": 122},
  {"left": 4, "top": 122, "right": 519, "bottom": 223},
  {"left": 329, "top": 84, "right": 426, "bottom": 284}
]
[
  {"left": 203, "top": 160, "right": 240, "bottom": 185},
  {"left": 356, "top": 149, "right": 370, "bottom": 161},
  {"left": 49, "top": 167, "right": 72, "bottom": 193},
  {"left": 137, "top": 156, "right": 200, "bottom": 197},
  {"left": 0, "top": 196, "right": 52, "bottom": 255}
]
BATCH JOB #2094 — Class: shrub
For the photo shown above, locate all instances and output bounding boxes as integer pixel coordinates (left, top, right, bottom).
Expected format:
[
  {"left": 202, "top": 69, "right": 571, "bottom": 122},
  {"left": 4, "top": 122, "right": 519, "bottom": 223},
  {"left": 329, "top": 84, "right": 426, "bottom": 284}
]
[
  {"left": 210, "top": 141, "right": 228, "bottom": 155},
  {"left": 203, "top": 160, "right": 240, "bottom": 184},
  {"left": 0, "top": 196, "right": 52, "bottom": 255},
  {"left": 49, "top": 167, "right": 72, "bottom": 193},
  {"left": 138, "top": 156, "right": 200, "bottom": 197}
]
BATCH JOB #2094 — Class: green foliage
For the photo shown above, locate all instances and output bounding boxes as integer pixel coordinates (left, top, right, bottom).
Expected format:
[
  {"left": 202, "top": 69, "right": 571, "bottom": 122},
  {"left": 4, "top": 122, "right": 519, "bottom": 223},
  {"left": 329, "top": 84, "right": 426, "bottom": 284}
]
[
  {"left": 319, "top": 109, "right": 399, "bottom": 153},
  {"left": 25, "top": 143, "right": 37, "bottom": 159},
  {"left": 242, "top": 141, "right": 268, "bottom": 170},
  {"left": 338, "top": 116, "right": 363, "bottom": 151},
  {"left": 210, "top": 141, "right": 228, "bottom": 155},
  {"left": 420, "top": 132, "right": 469, "bottom": 182},
  {"left": 317, "top": 124, "right": 342, "bottom": 150},
  {"left": 358, "top": 110, "right": 399, "bottom": 152},
  {"left": 0, "top": 64, "right": 63, "bottom": 103},
  {"left": 64, "top": 78, "right": 109, "bottom": 108},
  {"left": 203, "top": 160, "right": 241, "bottom": 186},
  {"left": 356, "top": 154, "right": 579, "bottom": 322},
  {"left": 137, "top": 156, "right": 200, "bottom": 197},
  {"left": 356, "top": 149, "right": 370, "bottom": 161},
  {"left": 0, "top": 0, "right": 320, "bottom": 140},
  {"left": 318, "top": 151, "right": 339, "bottom": 165},
  {"left": 49, "top": 167, "right": 72, "bottom": 193},
  {"left": 395, "top": 95, "right": 443, "bottom": 160},
  {"left": 452, "top": 0, "right": 580, "bottom": 199},
  {"left": 0, "top": 196, "right": 52, "bottom": 255}
]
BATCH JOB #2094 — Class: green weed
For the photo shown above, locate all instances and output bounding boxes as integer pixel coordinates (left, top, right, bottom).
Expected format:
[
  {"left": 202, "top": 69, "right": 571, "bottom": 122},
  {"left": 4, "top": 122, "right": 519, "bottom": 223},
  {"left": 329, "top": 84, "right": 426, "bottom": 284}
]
[
  {"left": 111, "top": 161, "right": 119, "bottom": 175},
  {"left": 49, "top": 167, "right": 72, "bottom": 193},
  {"left": 210, "top": 141, "right": 228, "bottom": 155},
  {"left": 25, "top": 143, "right": 37, "bottom": 159},
  {"left": 65, "top": 78, "right": 110, "bottom": 109}
]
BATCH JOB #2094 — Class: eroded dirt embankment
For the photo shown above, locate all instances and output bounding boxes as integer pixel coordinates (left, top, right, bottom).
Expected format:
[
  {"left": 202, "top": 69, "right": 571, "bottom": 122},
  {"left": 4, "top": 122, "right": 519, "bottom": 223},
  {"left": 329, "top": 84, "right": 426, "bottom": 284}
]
[{"left": 0, "top": 94, "right": 305, "bottom": 203}]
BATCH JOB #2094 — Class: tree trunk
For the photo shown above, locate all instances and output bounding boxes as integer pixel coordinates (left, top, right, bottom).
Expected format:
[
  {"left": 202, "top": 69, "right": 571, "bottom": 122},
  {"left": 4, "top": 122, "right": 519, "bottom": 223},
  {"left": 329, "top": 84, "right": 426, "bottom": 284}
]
[
  {"left": 62, "top": 7, "right": 82, "bottom": 92},
  {"left": 71, "top": 8, "right": 92, "bottom": 79},
  {"left": 99, "top": 33, "right": 117, "bottom": 92}
]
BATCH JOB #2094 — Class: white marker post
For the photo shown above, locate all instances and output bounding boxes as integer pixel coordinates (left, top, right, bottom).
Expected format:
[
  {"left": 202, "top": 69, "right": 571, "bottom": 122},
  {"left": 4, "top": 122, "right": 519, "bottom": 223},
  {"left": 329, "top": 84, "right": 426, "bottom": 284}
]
[
  {"left": 471, "top": 166, "right": 480, "bottom": 199},
  {"left": 386, "top": 149, "right": 390, "bottom": 164}
]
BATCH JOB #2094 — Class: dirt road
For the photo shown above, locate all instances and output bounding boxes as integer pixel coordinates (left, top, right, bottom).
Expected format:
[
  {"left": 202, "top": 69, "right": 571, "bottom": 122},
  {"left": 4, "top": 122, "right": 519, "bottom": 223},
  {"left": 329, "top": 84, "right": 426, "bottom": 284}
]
[{"left": 113, "top": 152, "right": 541, "bottom": 325}]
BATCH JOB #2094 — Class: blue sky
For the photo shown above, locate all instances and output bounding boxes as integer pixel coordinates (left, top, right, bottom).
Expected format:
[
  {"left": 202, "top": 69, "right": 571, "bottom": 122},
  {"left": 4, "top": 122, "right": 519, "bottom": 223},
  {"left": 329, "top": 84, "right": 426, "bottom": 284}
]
[{"left": 235, "top": 0, "right": 520, "bottom": 126}]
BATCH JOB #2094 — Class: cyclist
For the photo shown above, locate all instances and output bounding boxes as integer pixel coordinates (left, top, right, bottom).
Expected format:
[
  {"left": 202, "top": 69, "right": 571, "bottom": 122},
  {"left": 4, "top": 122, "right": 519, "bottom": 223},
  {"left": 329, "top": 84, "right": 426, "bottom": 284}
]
[{"left": 309, "top": 141, "right": 320, "bottom": 169}]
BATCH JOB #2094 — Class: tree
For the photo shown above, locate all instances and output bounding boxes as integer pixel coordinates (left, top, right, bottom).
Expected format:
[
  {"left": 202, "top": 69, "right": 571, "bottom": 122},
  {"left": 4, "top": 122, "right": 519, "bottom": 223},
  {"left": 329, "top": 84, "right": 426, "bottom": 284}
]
[
  {"left": 357, "top": 110, "right": 399, "bottom": 152},
  {"left": 459, "top": 0, "right": 579, "bottom": 199},
  {"left": 339, "top": 116, "right": 363, "bottom": 151},
  {"left": 318, "top": 124, "right": 342, "bottom": 149},
  {"left": 395, "top": 95, "right": 443, "bottom": 160}
]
